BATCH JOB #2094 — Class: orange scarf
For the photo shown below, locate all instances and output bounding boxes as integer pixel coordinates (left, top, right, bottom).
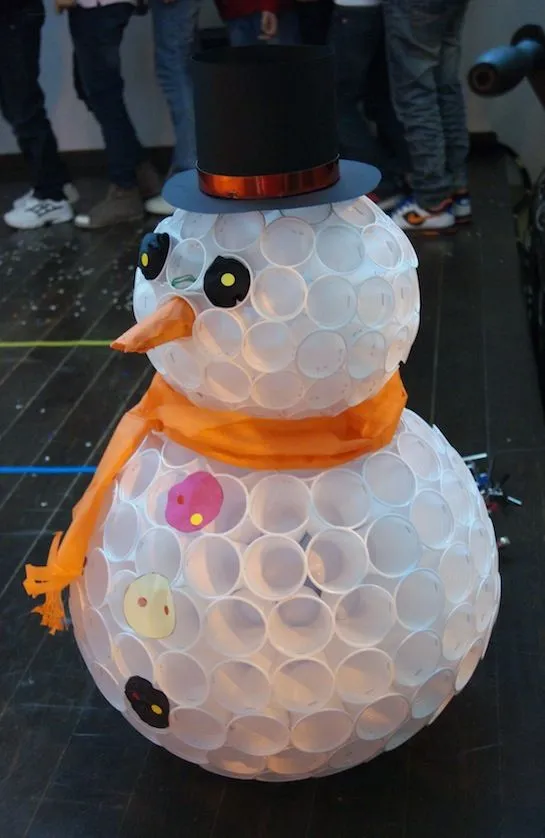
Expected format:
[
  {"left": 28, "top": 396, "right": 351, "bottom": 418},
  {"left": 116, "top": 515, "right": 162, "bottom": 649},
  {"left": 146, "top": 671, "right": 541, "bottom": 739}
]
[{"left": 24, "top": 371, "right": 406, "bottom": 633}]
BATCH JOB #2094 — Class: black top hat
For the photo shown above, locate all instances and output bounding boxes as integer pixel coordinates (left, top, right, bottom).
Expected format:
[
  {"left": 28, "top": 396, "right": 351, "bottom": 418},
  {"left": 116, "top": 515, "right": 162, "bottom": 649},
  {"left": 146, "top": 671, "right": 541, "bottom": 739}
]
[{"left": 164, "top": 45, "right": 380, "bottom": 214}]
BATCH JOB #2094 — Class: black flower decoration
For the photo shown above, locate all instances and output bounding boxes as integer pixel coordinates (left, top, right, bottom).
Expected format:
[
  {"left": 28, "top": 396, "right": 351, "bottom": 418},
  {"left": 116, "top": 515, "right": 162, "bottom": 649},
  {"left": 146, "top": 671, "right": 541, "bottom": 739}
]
[
  {"left": 204, "top": 256, "right": 251, "bottom": 308},
  {"left": 138, "top": 233, "right": 170, "bottom": 280},
  {"left": 125, "top": 676, "right": 170, "bottom": 729}
]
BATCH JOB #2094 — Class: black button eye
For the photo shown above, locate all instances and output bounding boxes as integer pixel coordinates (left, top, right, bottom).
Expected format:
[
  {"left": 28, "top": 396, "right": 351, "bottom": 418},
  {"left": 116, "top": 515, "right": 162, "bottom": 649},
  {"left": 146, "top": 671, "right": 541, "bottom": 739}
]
[
  {"left": 204, "top": 256, "right": 251, "bottom": 308},
  {"left": 139, "top": 233, "right": 170, "bottom": 280}
]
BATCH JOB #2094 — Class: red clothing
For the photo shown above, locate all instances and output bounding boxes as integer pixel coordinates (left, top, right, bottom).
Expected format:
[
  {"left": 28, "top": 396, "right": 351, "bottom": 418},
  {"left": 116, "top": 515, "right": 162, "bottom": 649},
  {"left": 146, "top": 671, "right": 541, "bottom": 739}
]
[{"left": 215, "top": 0, "right": 294, "bottom": 21}]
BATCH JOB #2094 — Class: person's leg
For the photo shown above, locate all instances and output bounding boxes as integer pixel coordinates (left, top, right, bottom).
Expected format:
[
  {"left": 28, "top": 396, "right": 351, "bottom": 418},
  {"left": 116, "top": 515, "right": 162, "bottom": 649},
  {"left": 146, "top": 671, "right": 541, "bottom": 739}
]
[
  {"left": 383, "top": 0, "right": 451, "bottom": 209},
  {"left": 226, "top": 13, "right": 262, "bottom": 46},
  {"left": 331, "top": 5, "right": 400, "bottom": 196},
  {"left": 149, "top": 0, "right": 200, "bottom": 175},
  {"left": 0, "top": 1, "right": 69, "bottom": 201},
  {"left": 438, "top": 0, "right": 470, "bottom": 194},
  {"left": 297, "top": 0, "right": 333, "bottom": 46},
  {"left": 275, "top": 10, "right": 300, "bottom": 44},
  {"left": 69, "top": 3, "right": 143, "bottom": 189}
]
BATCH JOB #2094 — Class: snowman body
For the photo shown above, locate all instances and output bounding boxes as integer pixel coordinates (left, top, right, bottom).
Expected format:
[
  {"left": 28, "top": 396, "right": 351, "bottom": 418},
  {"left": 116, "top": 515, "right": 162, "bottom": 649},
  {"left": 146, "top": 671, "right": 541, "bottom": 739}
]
[{"left": 71, "top": 197, "right": 500, "bottom": 780}]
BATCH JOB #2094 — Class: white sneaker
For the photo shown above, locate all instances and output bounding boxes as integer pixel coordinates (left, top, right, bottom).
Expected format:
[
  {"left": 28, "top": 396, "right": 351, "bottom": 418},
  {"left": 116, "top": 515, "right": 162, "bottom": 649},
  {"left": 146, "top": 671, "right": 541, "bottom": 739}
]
[
  {"left": 390, "top": 197, "right": 455, "bottom": 234},
  {"left": 145, "top": 193, "right": 175, "bottom": 216},
  {"left": 13, "top": 183, "right": 79, "bottom": 210},
  {"left": 4, "top": 197, "right": 74, "bottom": 230},
  {"left": 451, "top": 191, "right": 472, "bottom": 224}
]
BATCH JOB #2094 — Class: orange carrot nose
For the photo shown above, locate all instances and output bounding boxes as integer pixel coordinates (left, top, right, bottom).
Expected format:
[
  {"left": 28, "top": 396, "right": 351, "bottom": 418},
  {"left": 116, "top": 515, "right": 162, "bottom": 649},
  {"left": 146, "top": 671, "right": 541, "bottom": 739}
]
[{"left": 111, "top": 296, "right": 196, "bottom": 354}]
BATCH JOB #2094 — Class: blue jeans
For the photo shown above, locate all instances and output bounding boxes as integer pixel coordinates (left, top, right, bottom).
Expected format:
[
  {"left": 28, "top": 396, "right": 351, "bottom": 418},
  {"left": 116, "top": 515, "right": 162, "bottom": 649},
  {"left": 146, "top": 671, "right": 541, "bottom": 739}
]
[
  {"left": 383, "top": 0, "right": 470, "bottom": 207},
  {"left": 69, "top": 2, "right": 144, "bottom": 189},
  {"left": 149, "top": 0, "right": 200, "bottom": 174},
  {"left": 0, "top": 0, "right": 69, "bottom": 200},
  {"left": 331, "top": 4, "right": 409, "bottom": 197},
  {"left": 227, "top": 11, "right": 300, "bottom": 46}
]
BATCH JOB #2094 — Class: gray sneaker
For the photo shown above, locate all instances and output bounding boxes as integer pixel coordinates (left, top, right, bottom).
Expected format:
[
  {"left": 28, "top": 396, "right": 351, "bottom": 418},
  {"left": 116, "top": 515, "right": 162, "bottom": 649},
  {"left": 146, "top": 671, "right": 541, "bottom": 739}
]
[{"left": 74, "top": 185, "right": 144, "bottom": 229}]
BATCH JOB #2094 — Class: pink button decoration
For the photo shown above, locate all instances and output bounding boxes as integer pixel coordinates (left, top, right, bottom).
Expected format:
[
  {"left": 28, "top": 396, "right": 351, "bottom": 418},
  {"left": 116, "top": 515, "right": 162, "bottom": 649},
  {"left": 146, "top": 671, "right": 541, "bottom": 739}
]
[{"left": 166, "top": 471, "right": 224, "bottom": 533}]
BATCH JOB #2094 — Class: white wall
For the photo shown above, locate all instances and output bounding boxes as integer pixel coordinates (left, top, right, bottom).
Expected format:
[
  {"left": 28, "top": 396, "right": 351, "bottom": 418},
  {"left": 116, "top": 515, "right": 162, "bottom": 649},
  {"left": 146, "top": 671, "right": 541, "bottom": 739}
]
[{"left": 1, "top": 0, "right": 544, "bottom": 179}]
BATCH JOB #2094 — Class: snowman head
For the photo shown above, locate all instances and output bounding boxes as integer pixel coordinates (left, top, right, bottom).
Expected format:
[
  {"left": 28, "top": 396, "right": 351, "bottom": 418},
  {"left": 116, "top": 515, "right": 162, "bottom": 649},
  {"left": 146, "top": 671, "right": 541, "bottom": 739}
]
[{"left": 115, "top": 196, "right": 420, "bottom": 418}]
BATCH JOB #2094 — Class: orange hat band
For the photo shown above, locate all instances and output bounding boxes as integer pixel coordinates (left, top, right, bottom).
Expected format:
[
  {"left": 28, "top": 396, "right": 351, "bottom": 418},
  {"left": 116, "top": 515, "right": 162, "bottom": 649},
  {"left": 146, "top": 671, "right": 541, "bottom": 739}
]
[{"left": 198, "top": 159, "right": 340, "bottom": 201}]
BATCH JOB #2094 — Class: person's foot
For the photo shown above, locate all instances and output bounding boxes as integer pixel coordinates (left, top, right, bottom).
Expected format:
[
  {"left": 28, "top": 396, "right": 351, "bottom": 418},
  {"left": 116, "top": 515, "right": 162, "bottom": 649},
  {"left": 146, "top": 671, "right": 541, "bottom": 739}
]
[
  {"left": 451, "top": 190, "right": 472, "bottom": 224},
  {"left": 145, "top": 193, "right": 175, "bottom": 216},
  {"left": 74, "top": 185, "right": 143, "bottom": 230},
  {"left": 4, "top": 197, "right": 74, "bottom": 230},
  {"left": 369, "top": 188, "right": 410, "bottom": 214},
  {"left": 13, "top": 183, "right": 79, "bottom": 210},
  {"left": 136, "top": 161, "right": 163, "bottom": 200},
  {"left": 390, "top": 197, "right": 456, "bottom": 234}
]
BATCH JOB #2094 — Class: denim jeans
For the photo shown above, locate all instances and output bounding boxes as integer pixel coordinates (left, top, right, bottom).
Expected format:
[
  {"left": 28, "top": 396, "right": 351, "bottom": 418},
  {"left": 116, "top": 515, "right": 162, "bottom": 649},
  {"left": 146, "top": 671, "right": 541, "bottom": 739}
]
[
  {"left": 149, "top": 0, "right": 200, "bottom": 174},
  {"left": 331, "top": 4, "right": 409, "bottom": 197},
  {"left": 0, "top": 0, "right": 69, "bottom": 200},
  {"left": 227, "top": 11, "right": 300, "bottom": 46},
  {"left": 383, "top": 0, "right": 470, "bottom": 207},
  {"left": 69, "top": 2, "right": 144, "bottom": 189}
]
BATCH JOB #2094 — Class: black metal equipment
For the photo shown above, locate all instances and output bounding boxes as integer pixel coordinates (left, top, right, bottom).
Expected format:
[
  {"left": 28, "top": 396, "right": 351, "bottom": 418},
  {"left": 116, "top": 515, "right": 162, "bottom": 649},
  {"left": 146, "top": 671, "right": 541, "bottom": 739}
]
[{"left": 468, "top": 25, "right": 545, "bottom": 108}]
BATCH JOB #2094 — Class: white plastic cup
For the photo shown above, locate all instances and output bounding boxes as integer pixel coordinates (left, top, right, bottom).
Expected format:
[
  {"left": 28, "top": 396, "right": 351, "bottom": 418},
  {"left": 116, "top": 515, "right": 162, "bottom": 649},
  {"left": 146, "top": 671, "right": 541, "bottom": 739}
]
[
  {"left": 154, "top": 650, "right": 209, "bottom": 706},
  {"left": 272, "top": 656, "right": 334, "bottom": 713},
  {"left": 134, "top": 526, "right": 182, "bottom": 582},
  {"left": 316, "top": 225, "right": 365, "bottom": 274},
  {"left": 346, "top": 329, "right": 386, "bottom": 381},
  {"left": 145, "top": 471, "right": 187, "bottom": 527},
  {"left": 184, "top": 534, "right": 241, "bottom": 598},
  {"left": 170, "top": 701, "right": 230, "bottom": 751},
  {"left": 90, "top": 661, "right": 126, "bottom": 712},
  {"left": 84, "top": 547, "right": 111, "bottom": 610},
  {"left": 397, "top": 433, "right": 441, "bottom": 482},
  {"left": 366, "top": 515, "right": 422, "bottom": 578},
  {"left": 291, "top": 707, "right": 353, "bottom": 754},
  {"left": 84, "top": 608, "right": 113, "bottom": 665},
  {"left": 103, "top": 501, "right": 140, "bottom": 561},
  {"left": 133, "top": 280, "right": 157, "bottom": 320},
  {"left": 311, "top": 469, "right": 371, "bottom": 530},
  {"left": 113, "top": 632, "right": 154, "bottom": 682},
  {"left": 455, "top": 637, "right": 485, "bottom": 692},
  {"left": 161, "top": 735, "right": 210, "bottom": 765},
  {"left": 385, "top": 326, "right": 410, "bottom": 372},
  {"left": 475, "top": 573, "right": 500, "bottom": 633},
  {"left": 307, "top": 275, "right": 357, "bottom": 329},
  {"left": 214, "top": 211, "right": 265, "bottom": 252},
  {"left": 392, "top": 269, "right": 418, "bottom": 325},
  {"left": 204, "top": 360, "right": 252, "bottom": 405},
  {"left": 249, "top": 474, "right": 311, "bottom": 538},
  {"left": 334, "top": 197, "right": 376, "bottom": 228},
  {"left": 412, "top": 669, "right": 455, "bottom": 718},
  {"left": 166, "top": 238, "right": 206, "bottom": 287},
  {"left": 469, "top": 519, "right": 494, "bottom": 578},
  {"left": 334, "top": 648, "right": 394, "bottom": 705},
  {"left": 243, "top": 535, "right": 307, "bottom": 600},
  {"left": 204, "top": 590, "right": 267, "bottom": 657},
  {"left": 242, "top": 320, "right": 295, "bottom": 373},
  {"left": 395, "top": 569, "right": 445, "bottom": 631},
  {"left": 268, "top": 590, "right": 333, "bottom": 656},
  {"left": 363, "top": 451, "right": 417, "bottom": 507},
  {"left": 194, "top": 309, "right": 244, "bottom": 359},
  {"left": 108, "top": 569, "right": 137, "bottom": 630},
  {"left": 410, "top": 490, "right": 455, "bottom": 550},
  {"left": 267, "top": 748, "right": 328, "bottom": 777},
  {"left": 307, "top": 529, "right": 368, "bottom": 594},
  {"left": 335, "top": 585, "right": 395, "bottom": 647},
  {"left": 160, "top": 440, "right": 199, "bottom": 470},
  {"left": 328, "top": 737, "right": 385, "bottom": 769},
  {"left": 394, "top": 630, "right": 442, "bottom": 686},
  {"left": 118, "top": 449, "right": 160, "bottom": 504},
  {"left": 296, "top": 330, "right": 347, "bottom": 379},
  {"left": 227, "top": 708, "right": 290, "bottom": 756},
  {"left": 441, "top": 470, "right": 472, "bottom": 526},
  {"left": 442, "top": 604, "right": 475, "bottom": 661},
  {"left": 251, "top": 370, "right": 306, "bottom": 410},
  {"left": 355, "top": 694, "right": 410, "bottom": 740},
  {"left": 306, "top": 371, "right": 351, "bottom": 410},
  {"left": 261, "top": 217, "right": 316, "bottom": 268},
  {"left": 181, "top": 211, "right": 217, "bottom": 241},
  {"left": 160, "top": 589, "right": 202, "bottom": 652},
  {"left": 211, "top": 658, "right": 272, "bottom": 714},
  {"left": 251, "top": 266, "right": 307, "bottom": 322},
  {"left": 357, "top": 275, "right": 395, "bottom": 328},
  {"left": 205, "top": 474, "right": 249, "bottom": 537},
  {"left": 207, "top": 746, "right": 266, "bottom": 778},
  {"left": 282, "top": 205, "right": 332, "bottom": 225},
  {"left": 439, "top": 542, "right": 474, "bottom": 604},
  {"left": 362, "top": 224, "right": 402, "bottom": 270},
  {"left": 384, "top": 715, "right": 429, "bottom": 752},
  {"left": 160, "top": 341, "right": 202, "bottom": 392}
]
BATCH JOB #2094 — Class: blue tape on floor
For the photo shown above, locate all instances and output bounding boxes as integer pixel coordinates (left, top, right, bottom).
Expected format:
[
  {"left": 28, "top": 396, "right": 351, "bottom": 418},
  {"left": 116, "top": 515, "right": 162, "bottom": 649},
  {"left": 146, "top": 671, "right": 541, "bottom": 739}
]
[{"left": 0, "top": 466, "right": 97, "bottom": 475}]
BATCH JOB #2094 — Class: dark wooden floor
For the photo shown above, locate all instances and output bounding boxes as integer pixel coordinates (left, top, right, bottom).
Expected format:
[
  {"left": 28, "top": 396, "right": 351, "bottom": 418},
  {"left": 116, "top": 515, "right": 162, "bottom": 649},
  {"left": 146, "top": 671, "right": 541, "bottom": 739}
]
[{"left": 0, "top": 154, "right": 544, "bottom": 838}]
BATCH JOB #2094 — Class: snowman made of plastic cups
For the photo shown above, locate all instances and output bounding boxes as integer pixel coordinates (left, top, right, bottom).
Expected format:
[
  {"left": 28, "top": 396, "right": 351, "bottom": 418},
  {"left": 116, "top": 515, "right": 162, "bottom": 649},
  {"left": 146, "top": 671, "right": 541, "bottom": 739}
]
[{"left": 25, "top": 46, "right": 500, "bottom": 782}]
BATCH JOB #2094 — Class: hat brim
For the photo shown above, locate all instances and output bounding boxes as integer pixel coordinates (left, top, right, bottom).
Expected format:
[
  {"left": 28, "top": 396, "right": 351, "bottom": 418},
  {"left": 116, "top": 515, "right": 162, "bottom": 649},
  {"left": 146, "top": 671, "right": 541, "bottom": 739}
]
[{"left": 163, "top": 160, "right": 381, "bottom": 214}]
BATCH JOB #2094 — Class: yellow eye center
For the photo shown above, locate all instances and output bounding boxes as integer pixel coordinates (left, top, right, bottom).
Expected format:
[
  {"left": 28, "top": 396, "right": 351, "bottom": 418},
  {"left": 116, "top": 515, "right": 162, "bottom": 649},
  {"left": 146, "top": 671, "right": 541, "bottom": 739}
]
[
  {"left": 141, "top": 253, "right": 149, "bottom": 267},
  {"left": 151, "top": 704, "right": 162, "bottom": 715},
  {"left": 190, "top": 512, "right": 204, "bottom": 526},
  {"left": 220, "top": 272, "right": 235, "bottom": 287}
]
